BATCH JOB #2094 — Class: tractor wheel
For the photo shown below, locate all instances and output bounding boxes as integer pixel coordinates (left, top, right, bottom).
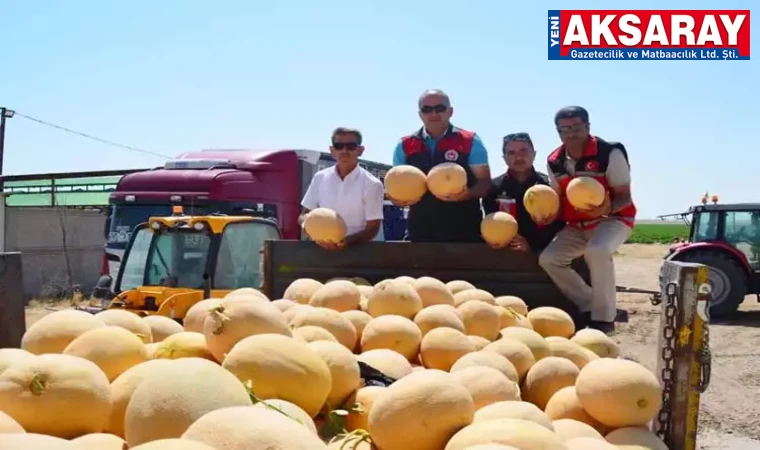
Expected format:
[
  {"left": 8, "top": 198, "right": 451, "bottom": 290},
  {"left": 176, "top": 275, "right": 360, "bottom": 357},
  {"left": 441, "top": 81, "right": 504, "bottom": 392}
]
[{"left": 680, "top": 251, "right": 747, "bottom": 318}]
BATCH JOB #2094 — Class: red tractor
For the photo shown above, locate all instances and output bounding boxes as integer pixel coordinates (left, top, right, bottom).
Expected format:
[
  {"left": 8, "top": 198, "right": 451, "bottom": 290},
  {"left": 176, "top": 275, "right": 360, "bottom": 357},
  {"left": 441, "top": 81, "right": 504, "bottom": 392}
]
[{"left": 661, "top": 202, "right": 760, "bottom": 318}]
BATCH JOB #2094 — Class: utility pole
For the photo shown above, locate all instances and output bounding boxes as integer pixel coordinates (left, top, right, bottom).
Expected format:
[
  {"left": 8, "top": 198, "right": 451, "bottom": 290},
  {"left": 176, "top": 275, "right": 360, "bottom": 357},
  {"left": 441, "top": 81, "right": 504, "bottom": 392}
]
[{"left": 0, "top": 107, "right": 15, "bottom": 178}]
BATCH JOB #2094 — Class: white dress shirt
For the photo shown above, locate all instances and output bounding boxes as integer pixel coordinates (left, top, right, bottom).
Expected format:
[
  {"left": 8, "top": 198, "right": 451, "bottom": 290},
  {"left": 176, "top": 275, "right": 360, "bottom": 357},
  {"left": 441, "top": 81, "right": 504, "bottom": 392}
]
[{"left": 301, "top": 165, "right": 385, "bottom": 240}]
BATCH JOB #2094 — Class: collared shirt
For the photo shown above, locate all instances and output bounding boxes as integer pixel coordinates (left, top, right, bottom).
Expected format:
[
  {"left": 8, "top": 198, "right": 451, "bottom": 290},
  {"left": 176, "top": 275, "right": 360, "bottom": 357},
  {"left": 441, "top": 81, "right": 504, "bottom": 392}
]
[
  {"left": 391, "top": 125, "right": 490, "bottom": 167},
  {"left": 482, "top": 168, "right": 565, "bottom": 252},
  {"left": 301, "top": 165, "right": 385, "bottom": 240}
]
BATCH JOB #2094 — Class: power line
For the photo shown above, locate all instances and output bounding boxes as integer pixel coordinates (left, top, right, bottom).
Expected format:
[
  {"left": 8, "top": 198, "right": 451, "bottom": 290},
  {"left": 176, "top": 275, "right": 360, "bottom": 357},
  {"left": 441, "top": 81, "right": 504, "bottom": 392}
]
[{"left": 12, "top": 111, "right": 171, "bottom": 159}]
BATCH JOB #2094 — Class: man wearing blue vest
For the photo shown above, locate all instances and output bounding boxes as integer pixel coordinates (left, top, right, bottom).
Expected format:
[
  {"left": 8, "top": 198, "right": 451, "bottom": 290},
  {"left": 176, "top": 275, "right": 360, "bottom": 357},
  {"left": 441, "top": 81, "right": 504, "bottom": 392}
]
[{"left": 389, "top": 89, "right": 493, "bottom": 242}]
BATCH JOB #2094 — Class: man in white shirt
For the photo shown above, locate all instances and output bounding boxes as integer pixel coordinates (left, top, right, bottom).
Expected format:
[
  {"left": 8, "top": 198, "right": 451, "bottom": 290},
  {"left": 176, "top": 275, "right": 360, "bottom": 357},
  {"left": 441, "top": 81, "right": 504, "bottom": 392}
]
[{"left": 300, "top": 127, "right": 385, "bottom": 250}]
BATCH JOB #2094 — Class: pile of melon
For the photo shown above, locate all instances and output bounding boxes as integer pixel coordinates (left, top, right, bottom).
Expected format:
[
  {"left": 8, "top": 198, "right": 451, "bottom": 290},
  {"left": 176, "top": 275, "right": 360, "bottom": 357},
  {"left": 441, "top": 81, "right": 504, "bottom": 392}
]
[{"left": 0, "top": 277, "right": 669, "bottom": 449}]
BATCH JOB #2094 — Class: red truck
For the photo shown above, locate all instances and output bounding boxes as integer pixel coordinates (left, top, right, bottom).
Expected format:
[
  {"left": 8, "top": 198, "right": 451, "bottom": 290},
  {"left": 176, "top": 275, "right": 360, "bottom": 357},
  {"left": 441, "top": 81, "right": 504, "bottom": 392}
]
[{"left": 103, "top": 149, "right": 404, "bottom": 283}]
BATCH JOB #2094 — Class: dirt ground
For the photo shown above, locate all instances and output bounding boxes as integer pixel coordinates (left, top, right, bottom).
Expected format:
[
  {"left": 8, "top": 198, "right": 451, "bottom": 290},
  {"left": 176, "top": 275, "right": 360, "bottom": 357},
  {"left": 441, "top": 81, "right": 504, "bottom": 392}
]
[{"left": 23, "top": 244, "right": 760, "bottom": 449}]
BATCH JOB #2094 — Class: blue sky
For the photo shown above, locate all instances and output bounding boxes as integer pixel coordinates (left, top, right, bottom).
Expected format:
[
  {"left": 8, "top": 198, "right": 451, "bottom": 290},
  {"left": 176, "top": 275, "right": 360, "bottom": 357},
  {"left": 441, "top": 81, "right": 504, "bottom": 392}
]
[{"left": 1, "top": 0, "right": 756, "bottom": 218}]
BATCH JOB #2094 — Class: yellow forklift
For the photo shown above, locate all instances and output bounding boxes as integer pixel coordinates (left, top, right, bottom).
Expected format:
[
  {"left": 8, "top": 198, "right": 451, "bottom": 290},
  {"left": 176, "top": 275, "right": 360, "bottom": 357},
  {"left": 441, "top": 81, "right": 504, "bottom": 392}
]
[{"left": 88, "top": 206, "right": 281, "bottom": 320}]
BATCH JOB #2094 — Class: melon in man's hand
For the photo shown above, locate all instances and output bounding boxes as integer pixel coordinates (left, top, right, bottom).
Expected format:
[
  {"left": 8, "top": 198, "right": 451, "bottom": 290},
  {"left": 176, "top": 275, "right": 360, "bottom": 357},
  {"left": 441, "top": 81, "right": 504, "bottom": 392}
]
[
  {"left": 427, "top": 163, "right": 467, "bottom": 199},
  {"left": 384, "top": 165, "right": 428, "bottom": 204},
  {"left": 480, "top": 212, "right": 518, "bottom": 247},
  {"left": 523, "top": 185, "right": 560, "bottom": 222},
  {"left": 566, "top": 177, "right": 606, "bottom": 210},
  {"left": 303, "top": 208, "right": 347, "bottom": 243}
]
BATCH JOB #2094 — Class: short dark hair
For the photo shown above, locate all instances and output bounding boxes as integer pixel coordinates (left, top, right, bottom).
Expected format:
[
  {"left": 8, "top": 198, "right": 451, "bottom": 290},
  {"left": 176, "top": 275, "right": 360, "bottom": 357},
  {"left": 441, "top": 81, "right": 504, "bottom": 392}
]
[
  {"left": 554, "top": 106, "right": 590, "bottom": 126},
  {"left": 331, "top": 127, "right": 363, "bottom": 145},
  {"left": 502, "top": 132, "right": 534, "bottom": 153}
]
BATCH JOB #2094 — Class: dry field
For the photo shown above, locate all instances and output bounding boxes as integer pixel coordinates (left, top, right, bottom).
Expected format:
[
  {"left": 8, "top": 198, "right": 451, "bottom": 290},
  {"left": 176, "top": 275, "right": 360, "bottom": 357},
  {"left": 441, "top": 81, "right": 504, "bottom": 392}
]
[{"left": 24, "top": 244, "right": 760, "bottom": 449}]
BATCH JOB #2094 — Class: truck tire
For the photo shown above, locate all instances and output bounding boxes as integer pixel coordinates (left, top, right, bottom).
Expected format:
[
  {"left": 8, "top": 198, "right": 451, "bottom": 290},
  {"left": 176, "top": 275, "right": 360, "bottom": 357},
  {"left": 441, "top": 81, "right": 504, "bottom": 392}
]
[{"left": 679, "top": 251, "right": 747, "bottom": 318}]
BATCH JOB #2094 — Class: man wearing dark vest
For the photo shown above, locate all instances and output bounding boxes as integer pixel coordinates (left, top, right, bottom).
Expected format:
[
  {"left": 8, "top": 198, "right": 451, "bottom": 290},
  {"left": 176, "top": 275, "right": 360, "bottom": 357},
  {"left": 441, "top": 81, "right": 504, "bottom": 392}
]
[
  {"left": 390, "top": 89, "right": 493, "bottom": 242},
  {"left": 482, "top": 132, "right": 565, "bottom": 253},
  {"left": 537, "top": 106, "right": 636, "bottom": 334}
]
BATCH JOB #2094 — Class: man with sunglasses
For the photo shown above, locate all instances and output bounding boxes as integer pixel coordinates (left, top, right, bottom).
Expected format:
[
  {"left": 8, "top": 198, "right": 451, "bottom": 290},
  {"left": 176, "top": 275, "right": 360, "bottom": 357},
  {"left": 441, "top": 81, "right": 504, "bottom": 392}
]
[
  {"left": 301, "top": 127, "right": 385, "bottom": 250},
  {"left": 537, "top": 106, "right": 637, "bottom": 334},
  {"left": 482, "top": 132, "right": 565, "bottom": 253},
  {"left": 390, "top": 89, "right": 492, "bottom": 242}
]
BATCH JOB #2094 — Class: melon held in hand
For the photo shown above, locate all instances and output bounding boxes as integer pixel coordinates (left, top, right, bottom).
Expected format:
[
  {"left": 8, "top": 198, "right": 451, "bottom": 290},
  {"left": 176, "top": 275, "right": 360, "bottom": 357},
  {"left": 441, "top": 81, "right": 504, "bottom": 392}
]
[
  {"left": 384, "top": 165, "right": 428, "bottom": 204},
  {"left": 303, "top": 208, "right": 347, "bottom": 243},
  {"left": 480, "top": 212, "right": 519, "bottom": 247},
  {"left": 427, "top": 162, "right": 467, "bottom": 199},
  {"left": 566, "top": 177, "right": 606, "bottom": 210},
  {"left": 523, "top": 184, "right": 560, "bottom": 222}
]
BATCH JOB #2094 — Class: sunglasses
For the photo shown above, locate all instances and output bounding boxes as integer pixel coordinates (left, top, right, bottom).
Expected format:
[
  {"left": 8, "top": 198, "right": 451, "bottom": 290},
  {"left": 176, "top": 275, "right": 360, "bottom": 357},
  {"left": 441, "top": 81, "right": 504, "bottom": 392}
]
[
  {"left": 333, "top": 142, "right": 359, "bottom": 151},
  {"left": 556, "top": 123, "right": 587, "bottom": 134},
  {"left": 420, "top": 104, "right": 448, "bottom": 114}
]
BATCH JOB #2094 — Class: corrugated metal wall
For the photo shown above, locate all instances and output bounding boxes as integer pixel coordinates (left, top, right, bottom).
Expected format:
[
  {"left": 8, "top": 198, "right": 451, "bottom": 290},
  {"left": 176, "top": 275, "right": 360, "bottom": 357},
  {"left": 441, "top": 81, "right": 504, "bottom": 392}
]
[{"left": 3, "top": 207, "right": 105, "bottom": 299}]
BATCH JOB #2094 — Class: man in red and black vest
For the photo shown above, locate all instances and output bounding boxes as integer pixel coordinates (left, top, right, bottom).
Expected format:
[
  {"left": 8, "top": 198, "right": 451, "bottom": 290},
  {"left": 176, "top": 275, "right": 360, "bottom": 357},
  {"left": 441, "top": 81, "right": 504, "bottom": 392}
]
[
  {"left": 390, "top": 89, "right": 493, "bottom": 242},
  {"left": 536, "top": 106, "right": 636, "bottom": 334}
]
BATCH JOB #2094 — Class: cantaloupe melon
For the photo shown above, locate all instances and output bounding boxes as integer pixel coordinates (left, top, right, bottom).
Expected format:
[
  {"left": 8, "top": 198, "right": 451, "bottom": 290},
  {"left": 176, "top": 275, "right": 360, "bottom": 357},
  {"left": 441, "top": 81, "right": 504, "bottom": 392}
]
[
  {"left": 129, "top": 438, "right": 219, "bottom": 449},
  {"left": 153, "top": 331, "right": 214, "bottom": 361},
  {"left": 356, "top": 349, "right": 413, "bottom": 380},
  {"left": 366, "top": 279, "right": 423, "bottom": 319},
  {"left": 457, "top": 300, "right": 501, "bottom": 341},
  {"left": 570, "top": 328, "right": 619, "bottom": 358},
  {"left": 427, "top": 162, "right": 467, "bottom": 199},
  {"left": 493, "top": 296, "right": 528, "bottom": 316},
  {"left": 180, "top": 405, "right": 329, "bottom": 449},
  {"left": 327, "top": 435, "right": 374, "bottom": 450},
  {"left": 463, "top": 446, "right": 519, "bottom": 450},
  {"left": 21, "top": 309, "right": 106, "bottom": 354},
  {"left": 0, "top": 348, "right": 34, "bottom": 376},
  {"left": 393, "top": 275, "right": 417, "bottom": 285},
  {"left": 203, "top": 298, "right": 292, "bottom": 362},
  {"left": 124, "top": 357, "right": 252, "bottom": 446},
  {"left": 523, "top": 184, "right": 560, "bottom": 223},
  {"left": 340, "top": 310, "right": 373, "bottom": 351},
  {"left": 414, "top": 304, "right": 466, "bottom": 336},
  {"left": 566, "top": 176, "right": 606, "bottom": 210},
  {"left": 450, "top": 350, "right": 519, "bottom": 383},
  {"left": 62, "top": 325, "right": 148, "bottom": 381},
  {"left": 0, "top": 410, "right": 24, "bottom": 433},
  {"left": 543, "top": 386, "right": 607, "bottom": 435},
  {"left": 345, "top": 385, "right": 386, "bottom": 432},
  {"left": 480, "top": 212, "right": 519, "bottom": 247},
  {"left": 384, "top": 165, "right": 428, "bottom": 204},
  {"left": 271, "top": 298, "right": 299, "bottom": 312},
  {"left": 499, "top": 327, "right": 551, "bottom": 362},
  {"left": 310, "top": 279, "right": 362, "bottom": 312},
  {"left": 482, "top": 338, "right": 535, "bottom": 380},
  {"left": 445, "top": 418, "right": 566, "bottom": 450},
  {"left": 142, "top": 315, "right": 183, "bottom": 342},
  {"left": 107, "top": 359, "right": 175, "bottom": 438},
  {"left": 419, "top": 327, "right": 475, "bottom": 371},
  {"left": 565, "top": 437, "right": 618, "bottom": 450},
  {"left": 450, "top": 366, "right": 521, "bottom": 410},
  {"left": 605, "top": 427, "right": 669, "bottom": 450},
  {"left": 544, "top": 336, "right": 598, "bottom": 369},
  {"left": 0, "top": 433, "right": 78, "bottom": 449},
  {"left": 222, "top": 287, "right": 271, "bottom": 303},
  {"left": 512, "top": 313, "right": 534, "bottom": 329},
  {"left": 284, "top": 304, "right": 316, "bottom": 323},
  {"left": 369, "top": 369, "right": 475, "bottom": 450},
  {"left": 551, "top": 418, "right": 604, "bottom": 441},
  {"left": 526, "top": 306, "right": 575, "bottom": 338},
  {"left": 454, "top": 289, "right": 496, "bottom": 307},
  {"left": 307, "top": 340, "right": 361, "bottom": 409},
  {"left": 182, "top": 298, "right": 223, "bottom": 333},
  {"left": 472, "top": 401, "right": 554, "bottom": 431},
  {"left": 71, "top": 433, "right": 127, "bottom": 450},
  {"left": 221, "top": 334, "right": 332, "bottom": 418},
  {"left": 495, "top": 306, "right": 522, "bottom": 329},
  {"left": 289, "top": 307, "right": 357, "bottom": 350},
  {"left": 94, "top": 310, "right": 153, "bottom": 343},
  {"left": 575, "top": 358, "right": 662, "bottom": 428},
  {"left": 522, "top": 356, "right": 580, "bottom": 410},
  {"left": 283, "top": 278, "right": 324, "bottom": 304},
  {"left": 360, "top": 315, "right": 422, "bottom": 360},
  {"left": 0, "top": 353, "right": 111, "bottom": 439},
  {"left": 446, "top": 280, "right": 476, "bottom": 294},
  {"left": 412, "top": 276, "right": 456, "bottom": 307},
  {"left": 468, "top": 335, "right": 492, "bottom": 350},
  {"left": 303, "top": 208, "right": 347, "bottom": 243},
  {"left": 293, "top": 325, "right": 340, "bottom": 344},
  {"left": 252, "top": 399, "right": 318, "bottom": 434}
]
